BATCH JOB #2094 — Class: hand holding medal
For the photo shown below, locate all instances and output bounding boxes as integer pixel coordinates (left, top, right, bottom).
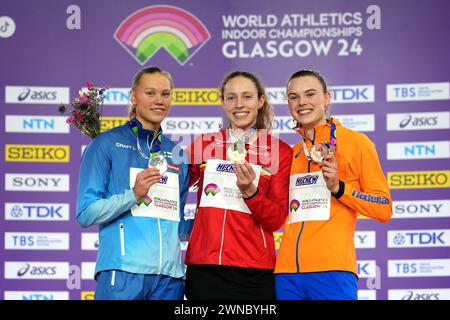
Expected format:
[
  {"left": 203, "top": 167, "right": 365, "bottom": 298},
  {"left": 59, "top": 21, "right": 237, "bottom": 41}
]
[{"left": 233, "top": 161, "right": 258, "bottom": 198}]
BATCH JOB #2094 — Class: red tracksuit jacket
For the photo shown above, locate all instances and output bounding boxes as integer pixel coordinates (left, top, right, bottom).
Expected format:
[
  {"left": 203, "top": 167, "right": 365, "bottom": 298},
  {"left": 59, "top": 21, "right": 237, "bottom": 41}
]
[{"left": 185, "top": 129, "right": 292, "bottom": 269}]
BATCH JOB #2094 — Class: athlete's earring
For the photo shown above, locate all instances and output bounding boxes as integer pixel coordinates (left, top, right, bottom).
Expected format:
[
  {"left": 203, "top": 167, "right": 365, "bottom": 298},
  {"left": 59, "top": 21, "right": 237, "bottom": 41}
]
[{"left": 325, "top": 106, "right": 331, "bottom": 121}]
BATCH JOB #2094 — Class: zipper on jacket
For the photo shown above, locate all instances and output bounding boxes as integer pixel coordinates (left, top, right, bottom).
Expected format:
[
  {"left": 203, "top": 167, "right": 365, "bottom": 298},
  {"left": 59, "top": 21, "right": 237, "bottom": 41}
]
[
  {"left": 296, "top": 128, "right": 315, "bottom": 272},
  {"left": 295, "top": 222, "right": 304, "bottom": 272},
  {"left": 218, "top": 210, "right": 227, "bottom": 265},
  {"left": 119, "top": 223, "right": 125, "bottom": 256},
  {"left": 157, "top": 218, "right": 163, "bottom": 274},
  {"left": 110, "top": 270, "right": 116, "bottom": 286},
  {"left": 259, "top": 225, "right": 267, "bottom": 248}
]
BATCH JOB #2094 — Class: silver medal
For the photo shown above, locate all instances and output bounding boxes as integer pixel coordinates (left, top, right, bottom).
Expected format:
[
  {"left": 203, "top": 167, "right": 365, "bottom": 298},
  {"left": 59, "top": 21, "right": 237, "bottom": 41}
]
[{"left": 148, "top": 154, "right": 168, "bottom": 174}]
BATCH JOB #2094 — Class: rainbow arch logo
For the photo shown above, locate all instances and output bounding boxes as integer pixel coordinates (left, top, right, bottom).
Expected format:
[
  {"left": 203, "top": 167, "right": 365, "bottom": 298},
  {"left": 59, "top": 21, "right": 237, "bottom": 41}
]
[{"left": 114, "top": 5, "right": 211, "bottom": 66}]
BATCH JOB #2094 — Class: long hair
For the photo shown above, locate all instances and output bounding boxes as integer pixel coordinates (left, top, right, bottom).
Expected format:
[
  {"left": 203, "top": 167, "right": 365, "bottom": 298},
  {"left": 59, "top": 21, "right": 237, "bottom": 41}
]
[{"left": 219, "top": 71, "right": 274, "bottom": 131}]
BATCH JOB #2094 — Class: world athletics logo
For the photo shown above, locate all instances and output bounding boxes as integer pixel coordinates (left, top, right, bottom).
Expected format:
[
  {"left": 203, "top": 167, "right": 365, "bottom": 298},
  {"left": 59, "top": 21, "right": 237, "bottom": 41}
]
[
  {"left": 204, "top": 183, "right": 220, "bottom": 196},
  {"left": 114, "top": 5, "right": 211, "bottom": 65},
  {"left": 290, "top": 199, "right": 300, "bottom": 212}
]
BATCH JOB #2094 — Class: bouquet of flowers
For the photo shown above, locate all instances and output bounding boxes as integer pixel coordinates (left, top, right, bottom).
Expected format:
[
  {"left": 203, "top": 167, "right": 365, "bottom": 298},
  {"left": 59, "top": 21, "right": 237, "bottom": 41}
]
[{"left": 59, "top": 81, "right": 107, "bottom": 139}]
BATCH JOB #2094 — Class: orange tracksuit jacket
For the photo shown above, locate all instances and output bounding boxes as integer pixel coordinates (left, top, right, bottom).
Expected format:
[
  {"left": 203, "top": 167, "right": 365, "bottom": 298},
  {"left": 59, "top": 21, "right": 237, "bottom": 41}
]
[{"left": 275, "top": 119, "right": 393, "bottom": 276}]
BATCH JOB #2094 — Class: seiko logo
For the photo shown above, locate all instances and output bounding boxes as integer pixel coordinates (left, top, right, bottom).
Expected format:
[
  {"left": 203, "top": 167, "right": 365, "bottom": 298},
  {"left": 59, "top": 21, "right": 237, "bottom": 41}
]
[
  {"left": 399, "top": 115, "right": 438, "bottom": 128},
  {"left": 296, "top": 175, "right": 319, "bottom": 186},
  {"left": 6, "top": 146, "right": 69, "bottom": 161},
  {"left": 18, "top": 88, "right": 57, "bottom": 101},
  {"left": 17, "top": 264, "right": 57, "bottom": 277}
]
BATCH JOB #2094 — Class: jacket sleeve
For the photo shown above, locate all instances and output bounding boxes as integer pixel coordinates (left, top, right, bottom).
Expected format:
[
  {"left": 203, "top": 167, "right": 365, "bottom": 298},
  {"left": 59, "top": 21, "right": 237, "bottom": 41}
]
[
  {"left": 337, "top": 134, "right": 393, "bottom": 223},
  {"left": 244, "top": 142, "right": 292, "bottom": 232},
  {"left": 185, "top": 135, "right": 203, "bottom": 187},
  {"left": 76, "top": 135, "right": 137, "bottom": 228},
  {"left": 178, "top": 152, "right": 193, "bottom": 241}
]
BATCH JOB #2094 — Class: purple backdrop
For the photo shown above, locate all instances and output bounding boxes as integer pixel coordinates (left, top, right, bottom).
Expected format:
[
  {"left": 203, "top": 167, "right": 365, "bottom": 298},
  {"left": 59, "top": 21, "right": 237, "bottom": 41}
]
[{"left": 1, "top": 0, "right": 449, "bottom": 300}]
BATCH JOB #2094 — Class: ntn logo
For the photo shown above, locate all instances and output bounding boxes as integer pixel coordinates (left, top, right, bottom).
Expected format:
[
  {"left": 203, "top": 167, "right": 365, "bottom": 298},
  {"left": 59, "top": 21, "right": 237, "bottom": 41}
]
[
  {"left": 23, "top": 118, "right": 54, "bottom": 129},
  {"left": 404, "top": 144, "right": 435, "bottom": 155}
]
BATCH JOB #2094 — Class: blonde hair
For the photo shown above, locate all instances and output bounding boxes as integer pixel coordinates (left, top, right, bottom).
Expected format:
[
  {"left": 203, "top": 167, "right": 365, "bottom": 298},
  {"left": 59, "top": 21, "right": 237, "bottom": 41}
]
[{"left": 129, "top": 67, "right": 174, "bottom": 118}]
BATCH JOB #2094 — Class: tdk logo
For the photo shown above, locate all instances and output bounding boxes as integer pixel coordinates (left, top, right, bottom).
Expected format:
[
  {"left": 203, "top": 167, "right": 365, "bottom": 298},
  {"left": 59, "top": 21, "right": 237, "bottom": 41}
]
[
  {"left": 392, "top": 233, "right": 406, "bottom": 245},
  {"left": 330, "top": 85, "right": 374, "bottom": 103},
  {"left": 273, "top": 116, "right": 295, "bottom": 134},
  {"left": 5, "top": 203, "right": 69, "bottom": 221},
  {"left": 357, "top": 260, "right": 376, "bottom": 278},
  {"left": 388, "top": 229, "right": 450, "bottom": 247},
  {"left": 296, "top": 175, "right": 319, "bottom": 186},
  {"left": 216, "top": 163, "right": 235, "bottom": 173}
]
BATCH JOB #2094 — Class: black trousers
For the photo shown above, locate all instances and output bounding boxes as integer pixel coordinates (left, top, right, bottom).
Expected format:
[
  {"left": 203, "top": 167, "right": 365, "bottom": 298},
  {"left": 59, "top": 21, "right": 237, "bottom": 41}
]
[{"left": 185, "top": 264, "right": 275, "bottom": 300}]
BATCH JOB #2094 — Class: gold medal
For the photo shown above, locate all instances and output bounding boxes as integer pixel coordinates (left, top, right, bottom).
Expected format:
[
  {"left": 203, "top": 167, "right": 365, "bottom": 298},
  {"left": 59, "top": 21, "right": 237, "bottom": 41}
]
[{"left": 227, "top": 140, "right": 247, "bottom": 162}]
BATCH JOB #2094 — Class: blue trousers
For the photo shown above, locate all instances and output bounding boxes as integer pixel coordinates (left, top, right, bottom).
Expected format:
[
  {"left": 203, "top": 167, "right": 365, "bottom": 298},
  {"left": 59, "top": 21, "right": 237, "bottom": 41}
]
[
  {"left": 95, "top": 270, "right": 184, "bottom": 300},
  {"left": 275, "top": 271, "right": 358, "bottom": 300}
]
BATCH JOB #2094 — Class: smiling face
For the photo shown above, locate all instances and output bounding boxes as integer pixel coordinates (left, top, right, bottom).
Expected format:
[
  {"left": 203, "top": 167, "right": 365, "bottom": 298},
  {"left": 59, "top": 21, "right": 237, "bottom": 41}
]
[
  {"left": 131, "top": 73, "right": 172, "bottom": 131},
  {"left": 222, "top": 76, "right": 265, "bottom": 131},
  {"left": 287, "top": 75, "right": 331, "bottom": 131}
]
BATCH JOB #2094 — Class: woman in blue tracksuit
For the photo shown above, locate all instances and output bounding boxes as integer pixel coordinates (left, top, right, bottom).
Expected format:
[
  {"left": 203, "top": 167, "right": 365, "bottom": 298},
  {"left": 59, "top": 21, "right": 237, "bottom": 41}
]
[{"left": 76, "top": 67, "right": 190, "bottom": 300}]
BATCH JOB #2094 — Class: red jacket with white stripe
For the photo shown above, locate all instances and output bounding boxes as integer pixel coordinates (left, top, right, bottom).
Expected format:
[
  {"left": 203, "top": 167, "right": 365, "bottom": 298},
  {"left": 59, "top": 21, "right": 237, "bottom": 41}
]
[{"left": 185, "top": 129, "right": 292, "bottom": 269}]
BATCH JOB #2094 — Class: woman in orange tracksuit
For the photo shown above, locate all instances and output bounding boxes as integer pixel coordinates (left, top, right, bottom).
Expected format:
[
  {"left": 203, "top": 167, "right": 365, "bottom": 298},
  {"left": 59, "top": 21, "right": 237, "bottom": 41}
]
[{"left": 275, "top": 70, "right": 393, "bottom": 300}]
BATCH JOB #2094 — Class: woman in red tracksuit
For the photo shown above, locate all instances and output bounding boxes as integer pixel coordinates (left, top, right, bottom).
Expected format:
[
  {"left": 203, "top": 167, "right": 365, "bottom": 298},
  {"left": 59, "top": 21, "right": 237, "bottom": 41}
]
[{"left": 185, "top": 71, "right": 292, "bottom": 299}]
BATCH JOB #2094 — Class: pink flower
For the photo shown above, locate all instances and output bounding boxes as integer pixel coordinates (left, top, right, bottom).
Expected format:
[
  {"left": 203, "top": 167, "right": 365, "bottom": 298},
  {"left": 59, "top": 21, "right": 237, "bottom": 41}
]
[
  {"left": 86, "top": 81, "right": 92, "bottom": 89},
  {"left": 79, "top": 95, "right": 89, "bottom": 104},
  {"left": 66, "top": 117, "right": 75, "bottom": 124},
  {"left": 73, "top": 111, "right": 85, "bottom": 121}
]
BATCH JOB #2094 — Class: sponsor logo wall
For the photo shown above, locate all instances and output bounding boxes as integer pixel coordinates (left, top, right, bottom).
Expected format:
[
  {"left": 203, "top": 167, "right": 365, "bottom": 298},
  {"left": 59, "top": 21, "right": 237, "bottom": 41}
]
[{"left": 1, "top": 0, "right": 449, "bottom": 300}]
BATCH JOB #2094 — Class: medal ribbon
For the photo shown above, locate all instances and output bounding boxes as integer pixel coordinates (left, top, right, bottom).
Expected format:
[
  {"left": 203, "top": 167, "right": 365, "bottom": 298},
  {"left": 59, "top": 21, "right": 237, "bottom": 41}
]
[
  {"left": 129, "top": 118, "right": 162, "bottom": 160},
  {"left": 301, "top": 118, "right": 337, "bottom": 161}
]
